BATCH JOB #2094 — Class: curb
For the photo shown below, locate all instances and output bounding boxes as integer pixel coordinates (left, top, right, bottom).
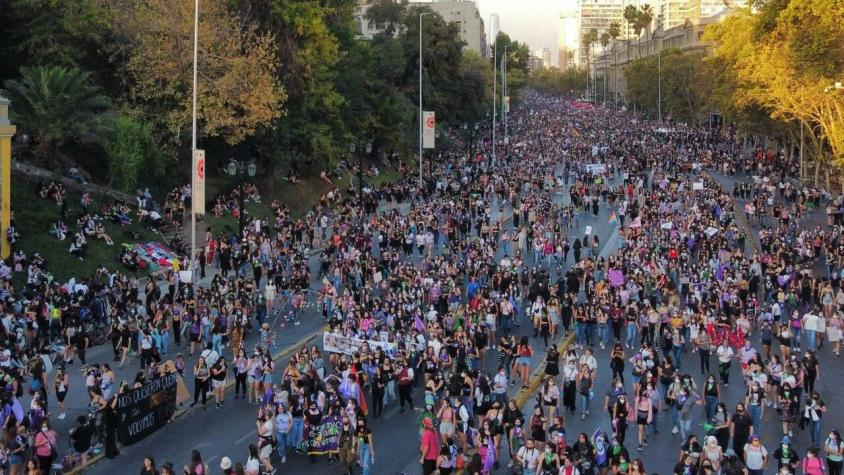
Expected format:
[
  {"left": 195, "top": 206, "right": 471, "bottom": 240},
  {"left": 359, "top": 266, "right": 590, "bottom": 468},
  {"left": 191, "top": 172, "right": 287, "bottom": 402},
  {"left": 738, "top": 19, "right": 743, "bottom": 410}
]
[
  {"left": 70, "top": 324, "right": 328, "bottom": 474},
  {"left": 511, "top": 332, "right": 576, "bottom": 409}
]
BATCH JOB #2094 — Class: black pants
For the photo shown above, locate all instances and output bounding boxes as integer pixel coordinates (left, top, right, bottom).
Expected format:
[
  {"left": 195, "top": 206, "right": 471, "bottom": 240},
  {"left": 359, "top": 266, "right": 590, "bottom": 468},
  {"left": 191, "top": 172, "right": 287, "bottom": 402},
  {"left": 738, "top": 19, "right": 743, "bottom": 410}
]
[
  {"left": 699, "top": 350, "right": 711, "bottom": 374},
  {"left": 718, "top": 361, "right": 731, "bottom": 384},
  {"left": 372, "top": 388, "right": 384, "bottom": 417},
  {"left": 193, "top": 379, "right": 208, "bottom": 406},
  {"left": 235, "top": 372, "right": 247, "bottom": 396},
  {"left": 828, "top": 458, "right": 843, "bottom": 475},
  {"left": 173, "top": 321, "right": 181, "bottom": 345},
  {"left": 398, "top": 383, "right": 414, "bottom": 409}
]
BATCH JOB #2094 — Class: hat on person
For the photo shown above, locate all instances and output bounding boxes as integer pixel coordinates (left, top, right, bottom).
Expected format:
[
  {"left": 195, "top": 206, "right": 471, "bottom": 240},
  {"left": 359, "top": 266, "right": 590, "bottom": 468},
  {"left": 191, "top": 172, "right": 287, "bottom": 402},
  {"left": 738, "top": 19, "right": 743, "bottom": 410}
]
[
  {"left": 422, "top": 417, "right": 433, "bottom": 429},
  {"left": 220, "top": 457, "right": 232, "bottom": 470}
]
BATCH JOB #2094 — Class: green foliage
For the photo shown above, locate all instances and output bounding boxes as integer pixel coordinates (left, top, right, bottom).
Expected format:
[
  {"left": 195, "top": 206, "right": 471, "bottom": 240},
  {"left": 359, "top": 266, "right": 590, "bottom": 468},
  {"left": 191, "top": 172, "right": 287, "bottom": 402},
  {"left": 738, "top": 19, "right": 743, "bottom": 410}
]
[
  {"left": 0, "top": 0, "right": 112, "bottom": 82},
  {"left": 528, "top": 67, "right": 586, "bottom": 98},
  {"left": 105, "top": 116, "right": 165, "bottom": 193},
  {"left": 625, "top": 50, "right": 715, "bottom": 123},
  {"left": 4, "top": 65, "right": 113, "bottom": 161}
]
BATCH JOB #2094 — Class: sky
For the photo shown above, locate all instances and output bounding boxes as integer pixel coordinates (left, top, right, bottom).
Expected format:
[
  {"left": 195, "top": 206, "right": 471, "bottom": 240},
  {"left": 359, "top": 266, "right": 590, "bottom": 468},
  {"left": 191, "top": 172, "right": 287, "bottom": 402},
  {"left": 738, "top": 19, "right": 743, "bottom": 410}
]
[{"left": 476, "top": 0, "right": 578, "bottom": 66}]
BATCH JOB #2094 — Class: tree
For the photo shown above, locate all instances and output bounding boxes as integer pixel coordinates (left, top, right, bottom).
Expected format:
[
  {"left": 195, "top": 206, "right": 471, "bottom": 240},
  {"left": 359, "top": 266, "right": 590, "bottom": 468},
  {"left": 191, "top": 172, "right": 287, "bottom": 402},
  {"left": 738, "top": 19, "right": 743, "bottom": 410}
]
[
  {"left": 639, "top": 4, "right": 654, "bottom": 53},
  {"left": 704, "top": 0, "right": 844, "bottom": 179},
  {"left": 600, "top": 33, "right": 611, "bottom": 102},
  {"left": 105, "top": 116, "right": 166, "bottom": 193},
  {"left": 0, "top": 0, "right": 113, "bottom": 84},
  {"left": 623, "top": 5, "right": 640, "bottom": 59},
  {"left": 582, "top": 29, "right": 599, "bottom": 101},
  {"left": 609, "top": 21, "right": 622, "bottom": 103},
  {"left": 118, "top": 0, "right": 284, "bottom": 149},
  {"left": 4, "top": 65, "right": 113, "bottom": 162}
]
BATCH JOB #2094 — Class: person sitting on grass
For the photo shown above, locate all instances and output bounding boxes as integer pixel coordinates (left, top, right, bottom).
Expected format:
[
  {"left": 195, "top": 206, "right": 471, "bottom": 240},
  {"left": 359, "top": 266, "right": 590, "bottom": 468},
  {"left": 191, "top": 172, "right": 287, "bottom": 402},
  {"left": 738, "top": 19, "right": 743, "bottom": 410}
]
[
  {"left": 94, "top": 222, "right": 113, "bottom": 245},
  {"left": 69, "top": 233, "right": 87, "bottom": 260},
  {"left": 49, "top": 220, "right": 67, "bottom": 241}
]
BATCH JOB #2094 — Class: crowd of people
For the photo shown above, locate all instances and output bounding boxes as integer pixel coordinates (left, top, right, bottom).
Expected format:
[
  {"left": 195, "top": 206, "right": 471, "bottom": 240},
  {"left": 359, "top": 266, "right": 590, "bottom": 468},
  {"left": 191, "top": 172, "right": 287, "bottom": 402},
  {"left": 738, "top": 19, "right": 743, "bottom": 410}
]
[{"left": 0, "top": 89, "right": 841, "bottom": 475}]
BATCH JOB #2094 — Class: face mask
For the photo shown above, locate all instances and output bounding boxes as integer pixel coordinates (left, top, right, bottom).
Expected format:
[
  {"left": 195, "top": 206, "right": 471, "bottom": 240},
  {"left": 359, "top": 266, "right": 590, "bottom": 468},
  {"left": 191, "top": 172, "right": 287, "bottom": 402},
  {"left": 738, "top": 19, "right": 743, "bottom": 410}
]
[{"left": 41, "top": 427, "right": 48, "bottom": 433}]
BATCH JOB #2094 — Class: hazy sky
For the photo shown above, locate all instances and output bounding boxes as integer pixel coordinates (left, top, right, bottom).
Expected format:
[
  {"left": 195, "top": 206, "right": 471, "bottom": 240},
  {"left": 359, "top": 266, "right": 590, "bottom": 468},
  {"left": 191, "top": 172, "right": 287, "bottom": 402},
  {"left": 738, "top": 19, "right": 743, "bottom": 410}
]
[{"left": 477, "top": 0, "right": 578, "bottom": 65}]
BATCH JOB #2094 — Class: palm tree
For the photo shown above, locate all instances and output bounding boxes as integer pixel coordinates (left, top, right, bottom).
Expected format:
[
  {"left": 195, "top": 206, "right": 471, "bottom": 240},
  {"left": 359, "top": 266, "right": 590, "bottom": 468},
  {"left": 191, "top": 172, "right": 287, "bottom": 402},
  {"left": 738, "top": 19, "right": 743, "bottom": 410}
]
[
  {"left": 609, "top": 21, "right": 621, "bottom": 105},
  {"left": 4, "top": 65, "right": 113, "bottom": 162},
  {"left": 639, "top": 4, "right": 655, "bottom": 54},
  {"left": 583, "top": 28, "right": 599, "bottom": 102},
  {"left": 623, "top": 5, "right": 640, "bottom": 58},
  {"left": 600, "top": 32, "right": 610, "bottom": 103},
  {"left": 582, "top": 30, "right": 594, "bottom": 101}
]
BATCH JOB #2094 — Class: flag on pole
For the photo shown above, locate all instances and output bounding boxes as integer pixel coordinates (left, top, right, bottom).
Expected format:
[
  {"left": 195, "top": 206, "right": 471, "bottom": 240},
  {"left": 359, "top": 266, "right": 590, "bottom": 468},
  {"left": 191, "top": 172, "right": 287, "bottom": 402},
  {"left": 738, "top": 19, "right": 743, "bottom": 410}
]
[{"left": 608, "top": 212, "right": 617, "bottom": 225}]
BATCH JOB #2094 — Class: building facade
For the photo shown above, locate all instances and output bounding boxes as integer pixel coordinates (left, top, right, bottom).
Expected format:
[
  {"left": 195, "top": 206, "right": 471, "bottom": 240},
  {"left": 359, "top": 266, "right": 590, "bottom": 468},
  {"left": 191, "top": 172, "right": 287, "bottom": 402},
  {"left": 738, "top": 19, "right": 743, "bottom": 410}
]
[
  {"left": 592, "top": 11, "right": 727, "bottom": 103},
  {"left": 356, "top": 0, "right": 487, "bottom": 57},
  {"left": 577, "top": 0, "right": 637, "bottom": 69}
]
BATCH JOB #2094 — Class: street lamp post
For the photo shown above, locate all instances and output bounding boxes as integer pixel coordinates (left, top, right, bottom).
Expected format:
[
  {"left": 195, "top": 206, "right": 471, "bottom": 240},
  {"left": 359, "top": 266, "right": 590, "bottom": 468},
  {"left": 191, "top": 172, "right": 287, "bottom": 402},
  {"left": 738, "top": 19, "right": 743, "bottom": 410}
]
[
  {"left": 350, "top": 142, "right": 373, "bottom": 211},
  {"left": 226, "top": 159, "right": 256, "bottom": 237},
  {"left": 419, "top": 12, "right": 434, "bottom": 188},
  {"left": 190, "top": 0, "right": 199, "bottom": 275}
]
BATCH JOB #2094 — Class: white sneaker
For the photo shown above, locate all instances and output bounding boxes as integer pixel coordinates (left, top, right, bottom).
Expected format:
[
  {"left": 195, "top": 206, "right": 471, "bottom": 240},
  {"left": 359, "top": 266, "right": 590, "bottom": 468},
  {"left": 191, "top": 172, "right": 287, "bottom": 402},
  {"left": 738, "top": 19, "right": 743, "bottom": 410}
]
[
  {"left": 281, "top": 456, "right": 286, "bottom": 464},
  {"left": 672, "top": 426, "right": 679, "bottom": 434}
]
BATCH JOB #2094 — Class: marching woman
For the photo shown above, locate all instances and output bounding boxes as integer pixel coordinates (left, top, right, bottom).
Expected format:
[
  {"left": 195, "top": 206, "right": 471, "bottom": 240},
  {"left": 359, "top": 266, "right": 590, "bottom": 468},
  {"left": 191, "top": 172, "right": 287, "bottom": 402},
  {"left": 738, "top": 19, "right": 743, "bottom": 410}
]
[
  {"left": 778, "top": 382, "right": 800, "bottom": 438},
  {"left": 633, "top": 389, "right": 653, "bottom": 451},
  {"left": 561, "top": 356, "right": 579, "bottom": 415},
  {"left": 825, "top": 429, "right": 844, "bottom": 475},
  {"left": 577, "top": 364, "right": 593, "bottom": 421}
]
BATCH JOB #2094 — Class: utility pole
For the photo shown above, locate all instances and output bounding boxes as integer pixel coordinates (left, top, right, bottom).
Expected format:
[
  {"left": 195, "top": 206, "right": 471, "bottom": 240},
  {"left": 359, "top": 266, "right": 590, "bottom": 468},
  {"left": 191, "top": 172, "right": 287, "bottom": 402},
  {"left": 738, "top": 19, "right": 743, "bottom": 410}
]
[
  {"left": 657, "top": 50, "right": 662, "bottom": 122},
  {"left": 492, "top": 38, "right": 497, "bottom": 170},
  {"left": 418, "top": 12, "right": 433, "bottom": 187},
  {"left": 189, "top": 0, "right": 199, "bottom": 276}
]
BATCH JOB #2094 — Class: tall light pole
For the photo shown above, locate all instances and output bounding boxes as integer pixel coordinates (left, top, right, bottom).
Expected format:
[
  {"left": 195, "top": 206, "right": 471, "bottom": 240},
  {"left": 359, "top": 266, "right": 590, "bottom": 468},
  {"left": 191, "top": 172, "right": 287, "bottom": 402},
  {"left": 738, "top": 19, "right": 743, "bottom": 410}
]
[
  {"left": 419, "top": 12, "right": 433, "bottom": 187},
  {"left": 657, "top": 49, "right": 662, "bottom": 122},
  {"left": 492, "top": 39, "right": 497, "bottom": 170},
  {"left": 190, "top": 0, "right": 199, "bottom": 276},
  {"left": 503, "top": 45, "right": 508, "bottom": 149}
]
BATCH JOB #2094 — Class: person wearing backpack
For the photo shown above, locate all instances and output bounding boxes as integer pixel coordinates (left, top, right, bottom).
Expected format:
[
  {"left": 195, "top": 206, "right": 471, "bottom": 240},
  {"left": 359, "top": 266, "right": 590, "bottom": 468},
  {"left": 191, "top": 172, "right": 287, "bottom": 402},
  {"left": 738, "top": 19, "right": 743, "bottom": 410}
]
[{"left": 803, "top": 447, "right": 826, "bottom": 475}]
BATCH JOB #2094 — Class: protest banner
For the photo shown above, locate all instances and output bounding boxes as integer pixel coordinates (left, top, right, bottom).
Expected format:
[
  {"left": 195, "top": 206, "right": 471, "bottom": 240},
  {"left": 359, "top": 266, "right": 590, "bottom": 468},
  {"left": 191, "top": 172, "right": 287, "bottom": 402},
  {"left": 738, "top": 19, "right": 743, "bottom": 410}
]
[
  {"left": 323, "top": 332, "right": 398, "bottom": 358},
  {"left": 305, "top": 414, "right": 342, "bottom": 455},
  {"left": 115, "top": 373, "right": 178, "bottom": 445}
]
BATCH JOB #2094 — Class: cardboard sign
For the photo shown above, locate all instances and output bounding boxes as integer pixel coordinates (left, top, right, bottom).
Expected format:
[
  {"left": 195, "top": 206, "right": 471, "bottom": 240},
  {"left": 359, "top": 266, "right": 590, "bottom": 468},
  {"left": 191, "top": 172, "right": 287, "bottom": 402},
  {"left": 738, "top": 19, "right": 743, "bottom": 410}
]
[{"left": 116, "top": 373, "right": 179, "bottom": 445}]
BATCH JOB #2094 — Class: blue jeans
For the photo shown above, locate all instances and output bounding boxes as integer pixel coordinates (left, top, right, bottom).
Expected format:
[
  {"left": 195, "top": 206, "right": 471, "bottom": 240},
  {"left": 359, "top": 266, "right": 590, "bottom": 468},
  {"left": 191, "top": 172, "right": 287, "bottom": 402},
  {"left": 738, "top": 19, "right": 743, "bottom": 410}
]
[
  {"left": 580, "top": 393, "right": 591, "bottom": 414},
  {"left": 384, "top": 380, "right": 396, "bottom": 405},
  {"left": 212, "top": 334, "right": 223, "bottom": 354},
  {"left": 811, "top": 419, "right": 822, "bottom": 446},
  {"left": 705, "top": 396, "right": 718, "bottom": 421},
  {"left": 359, "top": 444, "right": 373, "bottom": 475},
  {"left": 748, "top": 404, "right": 762, "bottom": 434},
  {"left": 598, "top": 324, "right": 610, "bottom": 346},
  {"left": 625, "top": 325, "right": 637, "bottom": 347},
  {"left": 277, "top": 431, "right": 290, "bottom": 457},
  {"left": 670, "top": 406, "right": 680, "bottom": 429},
  {"left": 291, "top": 418, "right": 304, "bottom": 451},
  {"left": 805, "top": 329, "right": 817, "bottom": 351},
  {"left": 673, "top": 346, "right": 683, "bottom": 369},
  {"left": 574, "top": 322, "right": 586, "bottom": 345},
  {"left": 679, "top": 418, "right": 692, "bottom": 439},
  {"left": 160, "top": 330, "right": 170, "bottom": 355}
]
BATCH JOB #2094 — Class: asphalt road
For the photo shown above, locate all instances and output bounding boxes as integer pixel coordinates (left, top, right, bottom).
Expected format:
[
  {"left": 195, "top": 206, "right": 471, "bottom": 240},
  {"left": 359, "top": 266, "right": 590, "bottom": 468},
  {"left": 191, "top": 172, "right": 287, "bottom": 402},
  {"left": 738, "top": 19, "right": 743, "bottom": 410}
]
[{"left": 85, "top": 168, "right": 624, "bottom": 475}]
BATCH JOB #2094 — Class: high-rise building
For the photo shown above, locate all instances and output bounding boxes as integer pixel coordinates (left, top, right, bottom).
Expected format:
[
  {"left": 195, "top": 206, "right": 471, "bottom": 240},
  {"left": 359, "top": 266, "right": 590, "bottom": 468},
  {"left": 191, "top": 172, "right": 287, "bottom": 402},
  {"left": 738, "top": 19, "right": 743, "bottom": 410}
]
[
  {"left": 576, "top": 0, "right": 637, "bottom": 68},
  {"left": 420, "top": 0, "right": 487, "bottom": 57},
  {"left": 656, "top": 0, "right": 748, "bottom": 30},
  {"left": 559, "top": 7, "right": 580, "bottom": 66},
  {"left": 355, "top": 0, "right": 487, "bottom": 57},
  {"left": 540, "top": 48, "right": 552, "bottom": 68}
]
